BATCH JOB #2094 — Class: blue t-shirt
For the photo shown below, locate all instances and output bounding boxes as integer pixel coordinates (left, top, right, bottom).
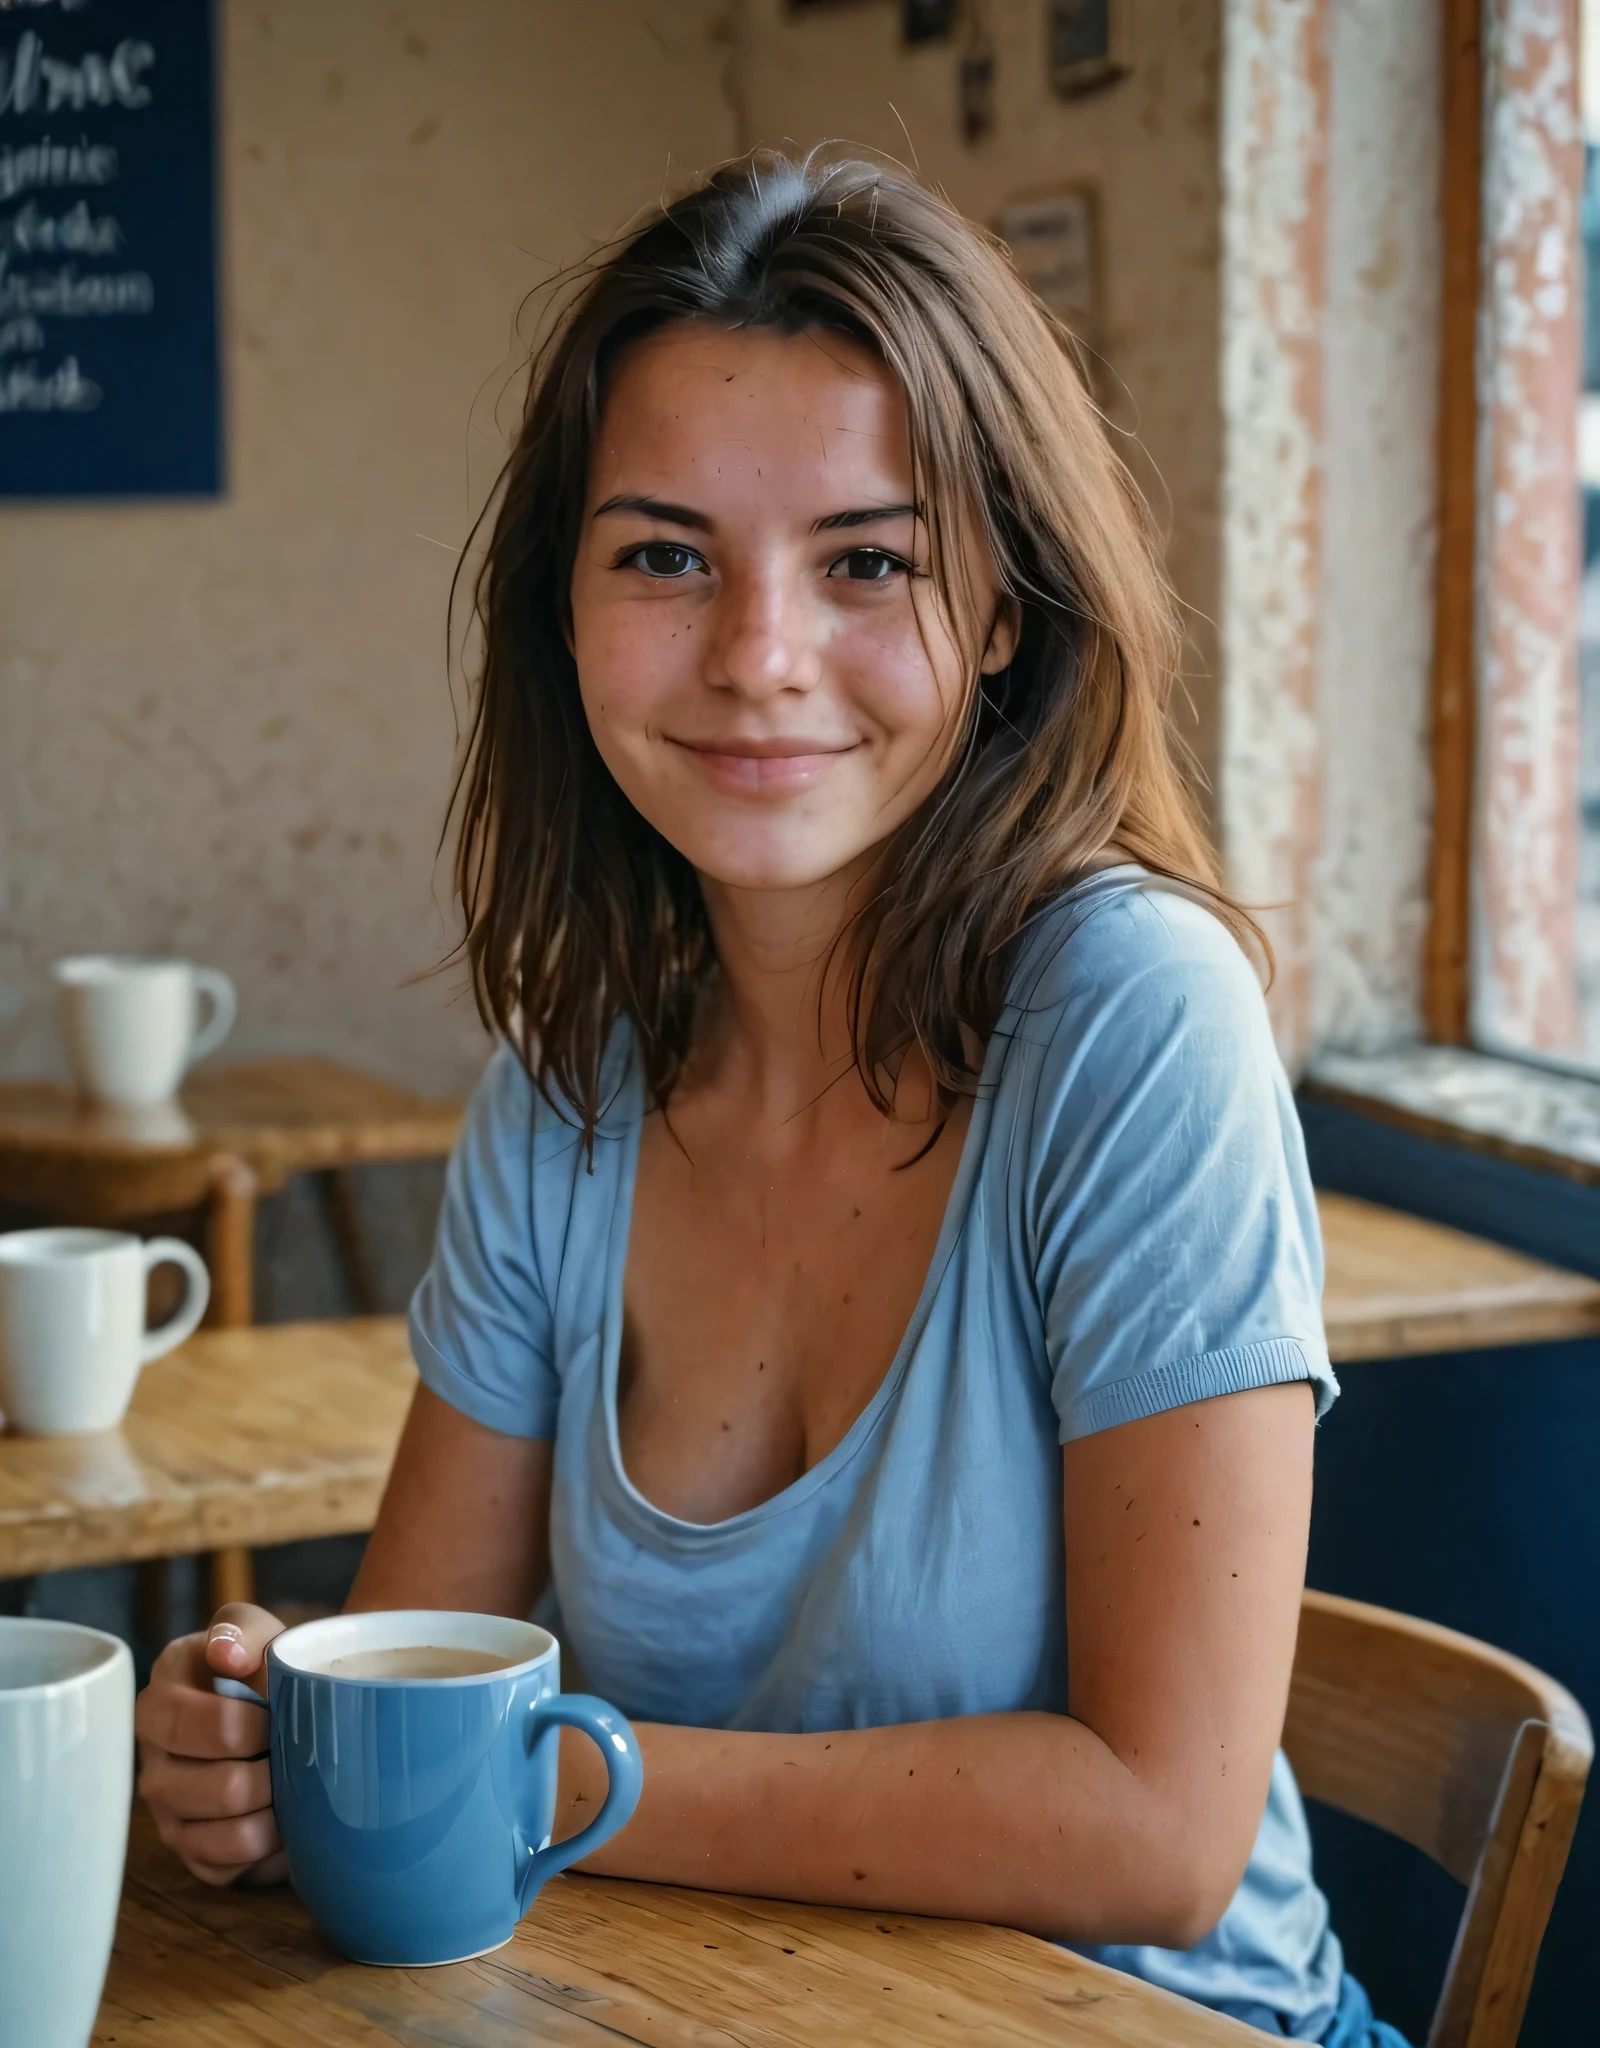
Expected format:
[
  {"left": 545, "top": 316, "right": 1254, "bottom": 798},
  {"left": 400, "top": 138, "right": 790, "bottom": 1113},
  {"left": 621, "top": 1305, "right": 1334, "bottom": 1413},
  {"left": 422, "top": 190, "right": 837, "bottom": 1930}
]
[{"left": 410, "top": 868, "right": 1346, "bottom": 2037}]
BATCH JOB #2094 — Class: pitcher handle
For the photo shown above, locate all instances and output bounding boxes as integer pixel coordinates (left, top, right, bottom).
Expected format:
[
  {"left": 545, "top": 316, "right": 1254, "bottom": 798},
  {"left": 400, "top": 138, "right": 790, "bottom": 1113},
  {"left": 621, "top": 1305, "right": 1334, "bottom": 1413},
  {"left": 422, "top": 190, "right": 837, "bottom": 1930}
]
[
  {"left": 520, "top": 1694, "right": 642, "bottom": 1908},
  {"left": 189, "top": 968, "right": 237, "bottom": 1063},
  {"left": 140, "top": 1238, "right": 212, "bottom": 1364}
]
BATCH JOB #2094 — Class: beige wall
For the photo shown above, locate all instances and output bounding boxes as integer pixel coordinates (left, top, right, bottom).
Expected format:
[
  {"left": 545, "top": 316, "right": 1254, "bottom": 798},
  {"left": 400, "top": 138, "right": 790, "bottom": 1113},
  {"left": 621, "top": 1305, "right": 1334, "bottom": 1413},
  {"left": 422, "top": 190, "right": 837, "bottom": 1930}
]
[
  {"left": 2, "top": 0, "right": 1225, "bottom": 1096},
  {"left": 732, "top": 0, "right": 1225, "bottom": 788},
  {"left": 0, "top": 0, "right": 736, "bottom": 1096}
]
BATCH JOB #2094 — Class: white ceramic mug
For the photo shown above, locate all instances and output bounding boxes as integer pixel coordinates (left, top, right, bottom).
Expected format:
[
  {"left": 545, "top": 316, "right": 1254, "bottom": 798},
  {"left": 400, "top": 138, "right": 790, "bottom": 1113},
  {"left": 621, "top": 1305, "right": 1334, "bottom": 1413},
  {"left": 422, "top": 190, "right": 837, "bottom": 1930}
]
[
  {"left": 53, "top": 955, "right": 237, "bottom": 1108},
  {"left": 0, "top": 1619, "right": 134, "bottom": 2048},
  {"left": 0, "top": 1228, "right": 210, "bottom": 1435}
]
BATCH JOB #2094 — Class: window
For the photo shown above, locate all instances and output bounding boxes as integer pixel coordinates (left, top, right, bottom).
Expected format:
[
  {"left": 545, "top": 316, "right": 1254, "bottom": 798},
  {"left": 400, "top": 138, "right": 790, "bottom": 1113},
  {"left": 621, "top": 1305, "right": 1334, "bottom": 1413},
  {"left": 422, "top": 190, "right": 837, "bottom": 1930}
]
[{"left": 1427, "top": 0, "right": 1598, "bottom": 1077}]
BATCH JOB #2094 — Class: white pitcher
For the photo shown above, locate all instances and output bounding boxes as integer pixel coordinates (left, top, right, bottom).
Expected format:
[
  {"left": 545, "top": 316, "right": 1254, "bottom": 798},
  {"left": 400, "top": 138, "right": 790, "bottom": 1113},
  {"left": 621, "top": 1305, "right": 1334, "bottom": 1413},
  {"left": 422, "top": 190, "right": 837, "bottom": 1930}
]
[
  {"left": 54, "top": 955, "right": 236, "bottom": 1108},
  {"left": 0, "top": 1227, "right": 210, "bottom": 1434}
]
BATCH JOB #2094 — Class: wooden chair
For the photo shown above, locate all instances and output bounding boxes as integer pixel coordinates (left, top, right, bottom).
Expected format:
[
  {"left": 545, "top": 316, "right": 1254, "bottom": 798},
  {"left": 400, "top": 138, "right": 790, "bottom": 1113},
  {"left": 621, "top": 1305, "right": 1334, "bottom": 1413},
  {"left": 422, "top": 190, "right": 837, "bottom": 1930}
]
[{"left": 1285, "top": 1590, "right": 1591, "bottom": 2048}]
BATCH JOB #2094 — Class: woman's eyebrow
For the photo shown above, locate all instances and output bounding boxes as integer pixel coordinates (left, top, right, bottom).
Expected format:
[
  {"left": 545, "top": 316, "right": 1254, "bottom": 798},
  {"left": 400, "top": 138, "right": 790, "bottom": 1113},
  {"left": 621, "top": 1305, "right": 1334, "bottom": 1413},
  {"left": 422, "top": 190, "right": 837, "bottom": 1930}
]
[
  {"left": 590, "top": 495, "right": 918, "bottom": 534},
  {"left": 592, "top": 493, "right": 711, "bottom": 530},
  {"left": 810, "top": 503, "right": 918, "bottom": 533}
]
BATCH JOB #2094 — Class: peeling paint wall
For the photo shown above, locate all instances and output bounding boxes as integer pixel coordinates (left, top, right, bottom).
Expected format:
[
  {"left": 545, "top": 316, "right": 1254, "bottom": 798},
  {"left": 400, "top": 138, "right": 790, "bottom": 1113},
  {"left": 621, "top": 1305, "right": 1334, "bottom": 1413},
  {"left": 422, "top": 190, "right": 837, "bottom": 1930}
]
[
  {"left": 0, "top": 0, "right": 735, "bottom": 1096},
  {"left": 1218, "top": 0, "right": 1330, "bottom": 1070},
  {"left": 1314, "top": 0, "right": 1443, "bottom": 1054},
  {"left": 1221, "top": 0, "right": 1445, "bottom": 1067},
  {"left": 1474, "top": 0, "right": 1584, "bottom": 1056},
  {"left": 731, "top": 0, "right": 1226, "bottom": 793}
]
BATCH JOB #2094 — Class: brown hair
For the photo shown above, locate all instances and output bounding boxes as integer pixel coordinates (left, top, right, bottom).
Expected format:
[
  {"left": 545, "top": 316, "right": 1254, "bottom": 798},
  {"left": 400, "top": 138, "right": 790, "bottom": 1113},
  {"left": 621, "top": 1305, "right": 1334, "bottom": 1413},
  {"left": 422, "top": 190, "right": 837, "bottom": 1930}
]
[{"left": 450, "top": 148, "right": 1248, "bottom": 1140}]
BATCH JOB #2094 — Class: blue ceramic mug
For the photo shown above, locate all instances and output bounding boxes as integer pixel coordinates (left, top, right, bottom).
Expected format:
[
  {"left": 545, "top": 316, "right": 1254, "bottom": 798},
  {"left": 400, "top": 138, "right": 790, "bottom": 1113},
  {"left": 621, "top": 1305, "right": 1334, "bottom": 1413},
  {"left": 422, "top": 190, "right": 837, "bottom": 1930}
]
[{"left": 267, "top": 1610, "right": 642, "bottom": 1966}]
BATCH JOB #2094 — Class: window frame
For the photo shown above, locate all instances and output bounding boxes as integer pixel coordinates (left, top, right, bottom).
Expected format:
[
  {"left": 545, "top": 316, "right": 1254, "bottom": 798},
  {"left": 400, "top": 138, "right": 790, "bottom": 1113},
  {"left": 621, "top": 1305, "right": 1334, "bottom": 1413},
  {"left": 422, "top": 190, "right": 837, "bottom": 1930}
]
[{"left": 1425, "top": 0, "right": 1588, "bottom": 1065}]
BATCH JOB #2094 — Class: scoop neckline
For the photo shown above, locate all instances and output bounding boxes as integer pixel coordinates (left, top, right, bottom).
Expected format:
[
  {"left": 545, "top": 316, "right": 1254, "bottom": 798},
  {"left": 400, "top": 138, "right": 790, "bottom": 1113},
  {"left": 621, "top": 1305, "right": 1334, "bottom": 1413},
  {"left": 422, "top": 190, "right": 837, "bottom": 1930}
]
[{"left": 595, "top": 1048, "right": 998, "bottom": 1545}]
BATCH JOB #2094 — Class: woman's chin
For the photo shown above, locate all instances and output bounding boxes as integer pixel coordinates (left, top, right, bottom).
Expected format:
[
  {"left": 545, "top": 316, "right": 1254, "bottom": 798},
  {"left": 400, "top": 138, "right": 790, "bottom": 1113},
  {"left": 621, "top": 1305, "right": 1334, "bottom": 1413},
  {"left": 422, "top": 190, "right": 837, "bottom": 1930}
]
[{"left": 681, "top": 836, "right": 879, "bottom": 899}]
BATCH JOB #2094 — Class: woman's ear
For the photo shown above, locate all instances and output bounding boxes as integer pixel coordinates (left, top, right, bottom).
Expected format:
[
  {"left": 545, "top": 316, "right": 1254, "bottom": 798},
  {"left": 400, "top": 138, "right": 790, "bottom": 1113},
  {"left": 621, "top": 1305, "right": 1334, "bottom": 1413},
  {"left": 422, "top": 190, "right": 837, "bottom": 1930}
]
[{"left": 979, "top": 595, "right": 1021, "bottom": 675}]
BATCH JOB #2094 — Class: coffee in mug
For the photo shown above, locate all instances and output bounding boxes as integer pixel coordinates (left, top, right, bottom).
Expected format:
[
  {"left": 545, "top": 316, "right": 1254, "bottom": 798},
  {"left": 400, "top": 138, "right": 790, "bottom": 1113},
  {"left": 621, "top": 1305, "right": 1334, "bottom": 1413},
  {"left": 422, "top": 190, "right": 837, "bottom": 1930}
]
[
  {"left": 0, "top": 1228, "right": 211, "bottom": 1435},
  {"left": 0, "top": 1620, "right": 133, "bottom": 2048},
  {"left": 318, "top": 1646, "right": 520, "bottom": 1680},
  {"left": 268, "top": 1610, "right": 643, "bottom": 1966},
  {"left": 53, "top": 955, "right": 237, "bottom": 1108}
]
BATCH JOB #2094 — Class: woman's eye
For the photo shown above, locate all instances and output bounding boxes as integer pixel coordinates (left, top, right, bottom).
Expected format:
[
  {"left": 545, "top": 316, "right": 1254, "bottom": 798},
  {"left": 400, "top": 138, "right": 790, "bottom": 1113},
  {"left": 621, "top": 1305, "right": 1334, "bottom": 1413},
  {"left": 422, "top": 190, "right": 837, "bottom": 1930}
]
[
  {"left": 827, "top": 547, "right": 908, "bottom": 583},
  {"left": 626, "top": 543, "right": 704, "bottom": 579}
]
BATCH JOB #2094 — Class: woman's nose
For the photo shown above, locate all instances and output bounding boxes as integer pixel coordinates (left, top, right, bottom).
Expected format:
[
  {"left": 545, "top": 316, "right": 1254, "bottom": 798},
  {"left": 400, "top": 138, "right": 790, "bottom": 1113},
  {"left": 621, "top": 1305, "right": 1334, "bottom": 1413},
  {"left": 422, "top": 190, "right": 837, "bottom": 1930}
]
[{"left": 703, "top": 563, "right": 822, "bottom": 699}]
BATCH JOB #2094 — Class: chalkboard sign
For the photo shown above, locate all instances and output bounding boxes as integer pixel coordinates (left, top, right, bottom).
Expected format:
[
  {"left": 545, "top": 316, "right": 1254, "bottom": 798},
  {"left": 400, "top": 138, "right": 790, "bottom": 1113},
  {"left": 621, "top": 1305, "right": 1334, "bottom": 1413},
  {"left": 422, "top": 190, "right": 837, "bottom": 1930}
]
[{"left": 0, "top": 0, "right": 220, "bottom": 496}]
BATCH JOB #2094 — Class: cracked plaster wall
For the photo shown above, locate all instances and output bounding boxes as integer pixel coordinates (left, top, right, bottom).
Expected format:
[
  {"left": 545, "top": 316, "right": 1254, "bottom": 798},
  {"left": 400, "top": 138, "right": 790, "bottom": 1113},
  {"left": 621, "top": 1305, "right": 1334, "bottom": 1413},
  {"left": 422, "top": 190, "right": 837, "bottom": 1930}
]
[
  {"left": 1218, "top": 0, "right": 1329, "bottom": 1068},
  {"left": 1314, "top": 0, "right": 1443, "bottom": 1055},
  {"left": 0, "top": 0, "right": 737, "bottom": 1097}
]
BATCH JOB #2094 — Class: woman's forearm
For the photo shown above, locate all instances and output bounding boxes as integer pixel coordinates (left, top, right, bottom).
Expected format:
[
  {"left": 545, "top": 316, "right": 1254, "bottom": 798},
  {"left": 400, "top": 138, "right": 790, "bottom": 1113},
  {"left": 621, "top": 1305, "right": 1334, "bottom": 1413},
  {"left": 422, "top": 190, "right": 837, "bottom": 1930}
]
[{"left": 559, "top": 1710, "right": 1239, "bottom": 1948}]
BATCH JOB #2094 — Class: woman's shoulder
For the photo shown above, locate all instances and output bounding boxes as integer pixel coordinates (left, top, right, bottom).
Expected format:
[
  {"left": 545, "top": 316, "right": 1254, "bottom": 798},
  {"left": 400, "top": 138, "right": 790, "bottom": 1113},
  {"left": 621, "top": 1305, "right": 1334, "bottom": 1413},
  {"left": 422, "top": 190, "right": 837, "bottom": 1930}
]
[
  {"left": 412, "top": 1033, "right": 637, "bottom": 1439},
  {"left": 995, "top": 871, "right": 1332, "bottom": 1442},
  {"left": 1002, "top": 867, "right": 1269, "bottom": 1051}
]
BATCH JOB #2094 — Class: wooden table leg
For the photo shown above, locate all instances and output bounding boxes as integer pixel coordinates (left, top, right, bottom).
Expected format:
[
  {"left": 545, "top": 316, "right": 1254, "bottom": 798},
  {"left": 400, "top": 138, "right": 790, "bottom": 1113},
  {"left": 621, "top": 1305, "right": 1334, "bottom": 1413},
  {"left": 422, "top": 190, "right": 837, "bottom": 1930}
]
[
  {"left": 204, "top": 1156, "right": 258, "bottom": 1330},
  {"left": 208, "top": 1547, "right": 257, "bottom": 1611},
  {"left": 136, "top": 1558, "right": 172, "bottom": 1648},
  {"left": 205, "top": 1157, "right": 259, "bottom": 1610}
]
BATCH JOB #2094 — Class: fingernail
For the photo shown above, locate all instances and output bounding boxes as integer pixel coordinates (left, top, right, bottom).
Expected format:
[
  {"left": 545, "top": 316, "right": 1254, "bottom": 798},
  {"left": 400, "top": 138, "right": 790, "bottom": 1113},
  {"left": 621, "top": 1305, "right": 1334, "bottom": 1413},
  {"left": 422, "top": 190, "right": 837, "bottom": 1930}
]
[{"left": 209, "top": 1623, "right": 244, "bottom": 1647}]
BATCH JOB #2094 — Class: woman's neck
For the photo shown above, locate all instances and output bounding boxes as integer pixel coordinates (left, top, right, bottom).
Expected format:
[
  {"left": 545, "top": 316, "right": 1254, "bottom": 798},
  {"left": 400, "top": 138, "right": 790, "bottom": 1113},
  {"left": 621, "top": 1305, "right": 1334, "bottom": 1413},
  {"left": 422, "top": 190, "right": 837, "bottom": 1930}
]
[{"left": 694, "top": 857, "right": 886, "bottom": 1128}]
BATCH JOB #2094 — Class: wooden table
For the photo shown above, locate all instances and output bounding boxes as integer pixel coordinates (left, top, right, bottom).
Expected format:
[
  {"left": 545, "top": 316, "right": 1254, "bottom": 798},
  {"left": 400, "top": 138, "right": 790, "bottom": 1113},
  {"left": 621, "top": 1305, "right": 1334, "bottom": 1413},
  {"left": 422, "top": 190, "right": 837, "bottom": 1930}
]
[
  {"left": 100, "top": 1809, "right": 1268, "bottom": 2046},
  {"left": 0, "top": 1319, "right": 416, "bottom": 1579},
  {"left": 0, "top": 1056, "right": 461, "bottom": 1327},
  {"left": 1317, "top": 1189, "right": 1600, "bottom": 1359},
  {"left": 4, "top": 1196, "right": 1598, "bottom": 1583},
  {"left": 0, "top": 1057, "right": 459, "bottom": 1605}
]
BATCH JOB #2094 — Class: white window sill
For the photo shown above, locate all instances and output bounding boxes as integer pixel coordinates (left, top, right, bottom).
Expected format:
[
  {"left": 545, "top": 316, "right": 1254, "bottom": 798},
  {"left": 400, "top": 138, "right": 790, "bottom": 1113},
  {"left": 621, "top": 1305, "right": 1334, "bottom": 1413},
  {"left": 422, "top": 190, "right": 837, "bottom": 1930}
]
[{"left": 1303, "top": 1046, "right": 1600, "bottom": 1186}]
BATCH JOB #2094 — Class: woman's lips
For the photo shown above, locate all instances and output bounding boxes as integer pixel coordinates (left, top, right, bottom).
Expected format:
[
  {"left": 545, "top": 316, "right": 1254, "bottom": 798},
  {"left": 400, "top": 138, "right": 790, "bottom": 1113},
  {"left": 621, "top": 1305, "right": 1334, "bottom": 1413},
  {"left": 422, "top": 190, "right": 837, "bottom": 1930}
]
[{"left": 670, "top": 739, "right": 859, "bottom": 793}]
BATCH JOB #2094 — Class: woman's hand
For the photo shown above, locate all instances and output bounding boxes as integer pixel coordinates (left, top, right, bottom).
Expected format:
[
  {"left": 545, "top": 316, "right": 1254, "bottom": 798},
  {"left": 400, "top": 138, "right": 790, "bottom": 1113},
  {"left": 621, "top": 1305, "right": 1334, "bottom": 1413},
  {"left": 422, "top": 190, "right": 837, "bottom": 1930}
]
[
  {"left": 134, "top": 1601, "right": 288, "bottom": 1887},
  {"left": 133, "top": 1390, "right": 551, "bottom": 1891}
]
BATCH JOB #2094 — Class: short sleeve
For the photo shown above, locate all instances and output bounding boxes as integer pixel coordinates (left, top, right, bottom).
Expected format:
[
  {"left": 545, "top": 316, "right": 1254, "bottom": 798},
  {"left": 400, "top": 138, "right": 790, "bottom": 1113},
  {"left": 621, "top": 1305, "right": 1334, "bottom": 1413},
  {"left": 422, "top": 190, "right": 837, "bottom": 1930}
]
[
  {"left": 408, "top": 1045, "right": 560, "bottom": 1439},
  {"left": 1023, "top": 889, "right": 1337, "bottom": 1444}
]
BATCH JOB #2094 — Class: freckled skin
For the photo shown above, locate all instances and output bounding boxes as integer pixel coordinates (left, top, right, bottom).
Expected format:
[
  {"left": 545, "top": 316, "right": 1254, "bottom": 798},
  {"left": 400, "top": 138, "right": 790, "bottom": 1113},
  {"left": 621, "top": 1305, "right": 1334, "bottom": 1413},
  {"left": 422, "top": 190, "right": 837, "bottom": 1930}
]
[{"left": 570, "top": 322, "right": 998, "bottom": 894}]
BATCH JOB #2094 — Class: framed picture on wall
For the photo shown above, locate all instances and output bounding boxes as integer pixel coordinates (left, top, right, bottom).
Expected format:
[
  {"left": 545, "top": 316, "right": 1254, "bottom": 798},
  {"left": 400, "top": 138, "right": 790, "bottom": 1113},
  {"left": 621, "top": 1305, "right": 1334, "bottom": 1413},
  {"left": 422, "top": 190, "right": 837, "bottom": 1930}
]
[
  {"left": 999, "top": 187, "right": 1100, "bottom": 349},
  {"left": 1048, "top": 0, "right": 1128, "bottom": 100}
]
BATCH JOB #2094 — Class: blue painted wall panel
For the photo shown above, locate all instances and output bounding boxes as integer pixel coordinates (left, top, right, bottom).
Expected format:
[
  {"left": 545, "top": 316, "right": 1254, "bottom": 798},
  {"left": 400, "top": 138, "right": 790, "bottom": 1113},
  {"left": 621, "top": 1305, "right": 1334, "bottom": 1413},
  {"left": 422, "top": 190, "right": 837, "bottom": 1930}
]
[{"left": 1298, "top": 1095, "right": 1600, "bottom": 1281}]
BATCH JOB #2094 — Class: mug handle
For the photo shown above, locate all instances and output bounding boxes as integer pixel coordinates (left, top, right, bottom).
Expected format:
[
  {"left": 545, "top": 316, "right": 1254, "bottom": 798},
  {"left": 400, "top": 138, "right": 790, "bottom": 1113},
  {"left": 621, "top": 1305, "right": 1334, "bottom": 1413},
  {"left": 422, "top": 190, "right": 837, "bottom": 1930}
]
[
  {"left": 519, "top": 1694, "right": 643, "bottom": 1908},
  {"left": 189, "top": 968, "right": 237, "bottom": 1063},
  {"left": 140, "top": 1238, "right": 212, "bottom": 1365}
]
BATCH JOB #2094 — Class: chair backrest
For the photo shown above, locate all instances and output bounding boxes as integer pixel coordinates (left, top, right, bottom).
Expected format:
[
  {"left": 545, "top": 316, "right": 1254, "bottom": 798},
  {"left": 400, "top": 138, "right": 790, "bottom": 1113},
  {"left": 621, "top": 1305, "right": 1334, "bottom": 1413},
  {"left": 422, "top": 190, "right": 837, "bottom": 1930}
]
[{"left": 1283, "top": 1590, "right": 1591, "bottom": 2048}]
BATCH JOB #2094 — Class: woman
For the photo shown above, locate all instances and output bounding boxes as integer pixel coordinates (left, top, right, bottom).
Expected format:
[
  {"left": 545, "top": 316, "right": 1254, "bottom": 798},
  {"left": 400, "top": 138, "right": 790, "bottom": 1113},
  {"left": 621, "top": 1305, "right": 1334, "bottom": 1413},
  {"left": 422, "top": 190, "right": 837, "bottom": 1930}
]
[{"left": 136, "top": 151, "right": 1404, "bottom": 2045}]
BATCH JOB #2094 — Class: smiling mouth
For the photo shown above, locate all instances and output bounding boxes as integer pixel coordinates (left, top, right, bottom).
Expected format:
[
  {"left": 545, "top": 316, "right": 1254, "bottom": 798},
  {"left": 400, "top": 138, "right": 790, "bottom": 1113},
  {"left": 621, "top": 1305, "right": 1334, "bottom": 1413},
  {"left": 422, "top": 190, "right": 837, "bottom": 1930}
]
[{"left": 669, "top": 737, "right": 860, "bottom": 792}]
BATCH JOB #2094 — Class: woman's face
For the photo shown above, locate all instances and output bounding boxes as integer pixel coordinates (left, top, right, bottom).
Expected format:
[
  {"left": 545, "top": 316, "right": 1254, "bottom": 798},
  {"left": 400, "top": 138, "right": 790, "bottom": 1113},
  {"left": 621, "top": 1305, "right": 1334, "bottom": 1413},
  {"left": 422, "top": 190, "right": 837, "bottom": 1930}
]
[{"left": 568, "top": 320, "right": 1015, "bottom": 895}]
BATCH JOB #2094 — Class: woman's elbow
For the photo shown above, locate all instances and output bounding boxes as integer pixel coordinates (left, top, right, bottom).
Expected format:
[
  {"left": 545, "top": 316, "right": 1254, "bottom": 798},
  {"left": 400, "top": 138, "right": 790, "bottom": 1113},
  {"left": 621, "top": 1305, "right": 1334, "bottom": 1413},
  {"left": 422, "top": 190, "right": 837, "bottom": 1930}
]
[
  {"left": 1076, "top": 1836, "right": 1247, "bottom": 1952},
  {"left": 1146, "top": 1876, "right": 1236, "bottom": 1953},
  {"left": 1139, "top": 1832, "right": 1251, "bottom": 1951}
]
